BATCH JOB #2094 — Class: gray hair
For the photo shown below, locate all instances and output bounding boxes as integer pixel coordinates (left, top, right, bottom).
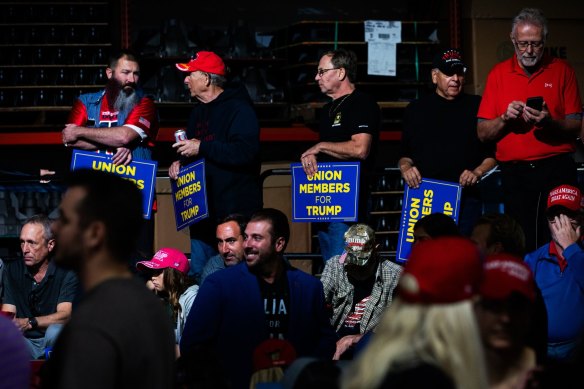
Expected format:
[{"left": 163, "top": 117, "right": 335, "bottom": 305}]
[
  {"left": 208, "top": 73, "right": 227, "bottom": 88},
  {"left": 511, "top": 8, "right": 548, "bottom": 40},
  {"left": 23, "top": 214, "right": 54, "bottom": 241}
]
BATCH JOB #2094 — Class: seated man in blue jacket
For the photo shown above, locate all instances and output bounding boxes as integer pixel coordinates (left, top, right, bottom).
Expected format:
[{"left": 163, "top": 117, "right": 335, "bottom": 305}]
[
  {"left": 525, "top": 184, "right": 584, "bottom": 362},
  {"left": 180, "top": 208, "right": 336, "bottom": 389}
]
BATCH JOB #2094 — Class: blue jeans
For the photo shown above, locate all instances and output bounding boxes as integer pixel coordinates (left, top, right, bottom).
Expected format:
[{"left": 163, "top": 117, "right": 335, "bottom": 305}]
[
  {"left": 548, "top": 339, "right": 580, "bottom": 362},
  {"left": 318, "top": 222, "right": 350, "bottom": 263},
  {"left": 189, "top": 239, "right": 217, "bottom": 283},
  {"left": 26, "top": 323, "right": 63, "bottom": 359}
]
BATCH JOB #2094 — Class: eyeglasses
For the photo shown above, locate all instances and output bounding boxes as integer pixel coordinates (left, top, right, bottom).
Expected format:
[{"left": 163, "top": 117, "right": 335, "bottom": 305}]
[
  {"left": 513, "top": 40, "right": 544, "bottom": 50},
  {"left": 316, "top": 68, "right": 339, "bottom": 77}
]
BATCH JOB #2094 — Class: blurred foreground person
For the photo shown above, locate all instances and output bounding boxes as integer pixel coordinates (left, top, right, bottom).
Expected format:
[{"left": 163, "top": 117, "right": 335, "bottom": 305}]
[
  {"left": 41, "top": 170, "right": 175, "bottom": 389},
  {"left": 343, "top": 237, "right": 488, "bottom": 389}
]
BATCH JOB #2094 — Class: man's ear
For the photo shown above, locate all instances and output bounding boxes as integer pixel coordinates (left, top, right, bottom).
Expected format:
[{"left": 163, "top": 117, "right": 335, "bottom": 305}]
[
  {"left": 84, "top": 221, "right": 106, "bottom": 250},
  {"left": 105, "top": 67, "right": 113, "bottom": 80},
  {"left": 431, "top": 69, "right": 439, "bottom": 84},
  {"left": 47, "top": 238, "right": 56, "bottom": 253},
  {"left": 275, "top": 236, "right": 286, "bottom": 253}
]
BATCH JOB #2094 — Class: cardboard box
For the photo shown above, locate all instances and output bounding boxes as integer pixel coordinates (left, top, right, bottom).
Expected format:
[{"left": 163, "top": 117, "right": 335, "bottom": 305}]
[
  {"left": 154, "top": 163, "right": 313, "bottom": 257},
  {"left": 153, "top": 177, "right": 190, "bottom": 253},
  {"left": 261, "top": 161, "right": 312, "bottom": 254},
  {"left": 464, "top": 18, "right": 584, "bottom": 96},
  {"left": 463, "top": 0, "right": 584, "bottom": 19}
]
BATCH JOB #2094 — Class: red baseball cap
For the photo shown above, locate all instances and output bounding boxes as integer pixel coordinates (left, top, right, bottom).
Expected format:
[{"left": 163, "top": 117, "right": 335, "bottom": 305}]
[
  {"left": 399, "top": 237, "right": 482, "bottom": 304},
  {"left": 136, "top": 247, "right": 190, "bottom": 275},
  {"left": 252, "top": 338, "right": 296, "bottom": 371},
  {"left": 480, "top": 253, "right": 536, "bottom": 303},
  {"left": 175, "top": 51, "right": 226, "bottom": 76},
  {"left": 547, "top": 184, "right": 583, "bottom": 211}
]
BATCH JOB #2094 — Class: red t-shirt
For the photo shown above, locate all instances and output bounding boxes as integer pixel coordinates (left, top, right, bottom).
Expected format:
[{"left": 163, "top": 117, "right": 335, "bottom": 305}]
[
  {"left": 68, "top": 94, "right": 159, "bottom": 148},
  {"left": 478, "top": 55, "right": 582, "bottom": 162}
]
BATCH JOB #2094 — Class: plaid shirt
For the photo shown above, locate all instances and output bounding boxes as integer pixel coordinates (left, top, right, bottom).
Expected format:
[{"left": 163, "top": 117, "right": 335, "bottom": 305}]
[{"left": 320, "top": 255, "right": 402, "bottom": 333}]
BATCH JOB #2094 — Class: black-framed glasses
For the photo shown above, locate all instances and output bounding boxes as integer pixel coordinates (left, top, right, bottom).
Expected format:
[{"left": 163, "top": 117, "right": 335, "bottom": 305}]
[
  {"left": 316, "top": 68, "right": 339, "bottom": 77},
  {"left": 513, "top": 40, "right": 544, "bottom": 50}
]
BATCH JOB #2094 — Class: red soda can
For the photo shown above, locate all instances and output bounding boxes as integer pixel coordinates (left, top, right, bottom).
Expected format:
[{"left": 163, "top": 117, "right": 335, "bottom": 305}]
[{"left": 174, "top": 129, "right": 187, "bottom": 142}]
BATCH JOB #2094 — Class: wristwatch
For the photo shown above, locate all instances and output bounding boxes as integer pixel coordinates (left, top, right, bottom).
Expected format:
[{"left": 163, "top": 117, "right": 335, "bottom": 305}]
[{"left": 28, "top": 317, "right": 38, "bottom": 330}]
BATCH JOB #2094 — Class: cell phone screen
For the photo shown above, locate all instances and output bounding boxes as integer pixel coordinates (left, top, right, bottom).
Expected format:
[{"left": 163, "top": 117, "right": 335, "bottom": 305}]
[{"left": 526, "top": 96, "right": 543, "bottom": 111}]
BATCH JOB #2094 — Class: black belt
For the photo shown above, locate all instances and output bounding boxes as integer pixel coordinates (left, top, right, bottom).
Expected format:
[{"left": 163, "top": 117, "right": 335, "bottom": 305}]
[{"left": 499, "top": 153, "right": 572, "bottom": 169}]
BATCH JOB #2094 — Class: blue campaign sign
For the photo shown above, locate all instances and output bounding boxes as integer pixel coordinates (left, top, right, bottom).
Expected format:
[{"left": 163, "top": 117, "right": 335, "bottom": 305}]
[
  {"left": 170, "top": 159, "right": 209, "bottom": 231},
  {"left": 395, "top": 178, "right": 461, "bottom": 263},
  {"left": 291, "top": 162, "right": 360, "bottom": 222},
  {"left": 70, "top": 150, "right": 157, "bottom": 219}
]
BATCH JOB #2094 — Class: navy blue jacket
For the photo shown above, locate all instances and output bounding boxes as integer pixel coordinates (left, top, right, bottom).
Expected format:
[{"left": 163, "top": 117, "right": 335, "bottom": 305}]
[{"left": 180, "top": 261, "right": 337, "bottom": 389}]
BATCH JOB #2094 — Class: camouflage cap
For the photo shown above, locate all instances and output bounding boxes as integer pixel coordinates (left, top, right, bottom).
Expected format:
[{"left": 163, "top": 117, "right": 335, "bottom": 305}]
[{"left": 340, "top": 224, "right": 376, "bottom": 266}]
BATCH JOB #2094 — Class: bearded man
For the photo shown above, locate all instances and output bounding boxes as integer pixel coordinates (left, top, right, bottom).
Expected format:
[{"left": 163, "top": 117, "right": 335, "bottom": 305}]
[
  {"left": 62, "top": 49, "right": 159, "bottom": 265},
  {"left": 62, "top": 49, "right": 159, "bottom": 165}
]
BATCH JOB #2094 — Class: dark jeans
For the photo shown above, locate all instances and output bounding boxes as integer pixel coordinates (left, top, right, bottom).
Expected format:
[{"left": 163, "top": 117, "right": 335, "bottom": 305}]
[{"left": 500, "top": 153, "right": 578, "bottom": 253}]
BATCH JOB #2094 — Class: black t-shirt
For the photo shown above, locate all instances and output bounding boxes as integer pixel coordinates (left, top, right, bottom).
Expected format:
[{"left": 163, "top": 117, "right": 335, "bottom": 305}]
[
  {"left": 318, "top": 89, "right": 381, "bottom": 220},
  {"left": 318, "top": 89, "right": 381, "bottom": 172},
  {"left": 400, "top": 92, "right": 494, "bottom": 185},
  {"left": 257, "top": 274, "right": 290, "bottom": 340},
  {"left": 2, "top": 259, "right": 79, "bottom": 338},
  {"left": 40, "top": 278, "right": 176, "bottom": 389},
  {"left": 338, "top": 274, "right": 375, "bottom": 338}
]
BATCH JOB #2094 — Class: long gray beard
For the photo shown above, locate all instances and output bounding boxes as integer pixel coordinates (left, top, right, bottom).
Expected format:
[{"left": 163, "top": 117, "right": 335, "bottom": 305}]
[{"left": 114, "top": 89, "right": 139, "bottom": 113}]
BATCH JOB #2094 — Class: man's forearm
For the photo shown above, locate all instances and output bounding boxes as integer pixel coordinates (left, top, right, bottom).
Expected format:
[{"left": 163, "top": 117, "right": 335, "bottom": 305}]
[
  {"left": 477, "top": 117, "right": 507, "bottom": 142},
  {"left": 76, "top": 125, "right": 139, "bottom": 148},
  {"left": 36, "top": 310, "right": 72, "bottom": 329},
  {"left": 316, "top": 140, "right": 370, "bottom": 160}
]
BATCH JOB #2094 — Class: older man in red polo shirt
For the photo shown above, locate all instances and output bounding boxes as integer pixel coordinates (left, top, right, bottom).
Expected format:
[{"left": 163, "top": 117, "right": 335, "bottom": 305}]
[{"left": 477, "top": 8, "right": 583, "bottom": 252}]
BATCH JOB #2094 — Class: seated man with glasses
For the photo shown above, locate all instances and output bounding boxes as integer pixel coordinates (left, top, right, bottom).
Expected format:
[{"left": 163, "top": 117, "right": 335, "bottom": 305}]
[
  {"left": 477, "top": 7, "right": 583, "bottom": 253},
  {"left": 1, "top": 214, "right": 79, "bottom": 359},
  {"left": 525, "top": 184, "right": 584, "bottom": 362}
]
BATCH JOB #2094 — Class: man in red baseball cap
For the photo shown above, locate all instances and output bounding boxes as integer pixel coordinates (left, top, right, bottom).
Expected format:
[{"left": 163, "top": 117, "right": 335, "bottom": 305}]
[
  {"left": 525, "top": 184, "right": 584, "bottom": 362},
  {"left": 168, "top": 51, "right": 262, "bottom": 284}
]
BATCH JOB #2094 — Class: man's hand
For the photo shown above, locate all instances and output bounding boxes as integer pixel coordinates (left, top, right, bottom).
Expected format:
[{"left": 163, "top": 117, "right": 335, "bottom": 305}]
[
  {"left": 173, "top": 139, "right": 200, "bottom": 158},
  {"left": 14, "top": 317, "right": 31, "bottom": 333},
  {"left": 333, "top": 334, "right": 363, "bottom": 360},
  {"left": 550, "top": 214, "right": 580, "bottom": 250},
  {"left": 401, "top": 164, "right": 422, "bottom": 189},
  {"left": 62, "top": 123, "right": 81, "bottom": 145},
  {"left": 523, "top": 101, "right": 550, "bottom": 127},
  {"left": 459, "top": 169, "right": 480, "bottom": 187},
  {"left": 169, "top": 160, "right": 181, "bottom": 180},
  {"left": 300, "top": 154, "right": 318, "bottom": 176},
  {"left": 112, "top": 147, "right": 132, "bottom": 165},
  {"left": 501, "top": 101, "right": 525, "bottom": 122}
]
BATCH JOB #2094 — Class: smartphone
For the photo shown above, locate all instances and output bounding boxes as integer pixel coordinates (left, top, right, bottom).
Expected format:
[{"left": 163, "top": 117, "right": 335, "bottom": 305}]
[{"left": 526, "top": 96, "right": 544, "bottom": 111}]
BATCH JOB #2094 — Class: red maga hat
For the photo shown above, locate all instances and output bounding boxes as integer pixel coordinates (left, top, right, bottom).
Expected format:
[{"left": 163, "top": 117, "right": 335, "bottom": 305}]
[
  {"left": 399, "top": 236, "right": 482, "bottom": 304},
  {"left": 176, "top": 51, "right": 226, "bottom": 76}
]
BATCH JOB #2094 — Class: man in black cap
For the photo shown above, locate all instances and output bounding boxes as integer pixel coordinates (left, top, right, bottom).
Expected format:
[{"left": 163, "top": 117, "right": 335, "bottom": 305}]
[{"left": 398, "top": 48, "right": 496, "bottom": 235}]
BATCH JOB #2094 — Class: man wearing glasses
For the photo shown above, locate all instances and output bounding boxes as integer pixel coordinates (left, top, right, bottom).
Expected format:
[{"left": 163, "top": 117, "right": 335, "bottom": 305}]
[
  {"left": 477, "top": 8, "right": 583, "bottom": 252},
  {"left": 300, "top": 48, "right": 381, "bottom": 263},
  {"left": 1, "top": 214, "right": 79, "bottom": 359},
  {"left": 524, "top": 184, "right": 584, "bottom": 362}
]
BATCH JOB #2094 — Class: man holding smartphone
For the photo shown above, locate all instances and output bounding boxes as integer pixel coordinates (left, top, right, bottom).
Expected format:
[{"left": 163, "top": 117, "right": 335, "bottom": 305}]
[{"left": 477, "top": 8, "right": 583, "bottom": 251}]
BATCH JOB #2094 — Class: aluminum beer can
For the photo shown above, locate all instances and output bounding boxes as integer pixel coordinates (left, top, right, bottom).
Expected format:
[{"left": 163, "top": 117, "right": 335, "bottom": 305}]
[{"left": 174, "top": 129, "right": 187, "bottom": 142}]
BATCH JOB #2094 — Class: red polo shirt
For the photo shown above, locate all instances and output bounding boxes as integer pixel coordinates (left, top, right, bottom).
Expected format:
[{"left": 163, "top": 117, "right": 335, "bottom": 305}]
[{"left": 478, "top": 54, "right": 582, "bottom": 162}]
